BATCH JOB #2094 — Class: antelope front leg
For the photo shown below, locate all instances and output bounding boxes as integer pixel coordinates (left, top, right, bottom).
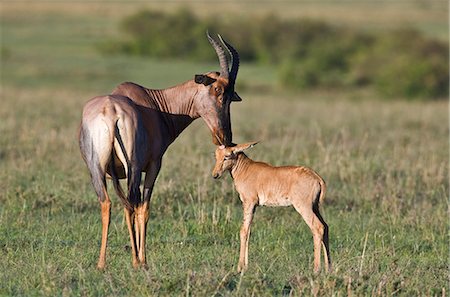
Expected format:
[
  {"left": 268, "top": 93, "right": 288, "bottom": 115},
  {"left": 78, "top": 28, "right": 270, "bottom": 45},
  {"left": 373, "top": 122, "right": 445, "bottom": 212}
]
[
  {"left": 97, "top": 195, "right": 111, "bottom": 270},
  {"left": 238, "top": 202, "right": 256, "bottom": 273},
  {"left": 136, "top": 201, "right": 149, "bottom": 267},
  {"left": 137, "top": 160, "right": 161, "bottom": 268},
  {"left": 124, "top": 208, "right": 139, "bottom": 268},
  {"left": 134, "top": 210, "right": 141, "bottom": 259}
]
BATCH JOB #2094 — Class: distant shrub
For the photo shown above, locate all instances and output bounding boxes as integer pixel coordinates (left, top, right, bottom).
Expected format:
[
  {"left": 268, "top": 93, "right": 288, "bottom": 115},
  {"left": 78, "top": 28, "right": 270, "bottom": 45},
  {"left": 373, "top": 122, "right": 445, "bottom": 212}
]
[
  {"left": 374, "top": 54, "right": 448, "bottom": 98},
  {"left": 252, "top": 15, "right": 335, "bottom": 64},
  {"left": 117, "top": 9, "right": 210, "bottom": 60},
  {"left": 99, "top": 9, "right": 343, "bottom": 64},
  {"left": 100, "top": 9, "right": 449, "bottom": 99},
  {"left": 279, "top": 28, "right": 448, "bottom": 98},
  {"left": 358, "top": 29, "right": 449, "bottom": 99},
  {"left": 279, "top": 30, "right": 374, "bottom": 90}
]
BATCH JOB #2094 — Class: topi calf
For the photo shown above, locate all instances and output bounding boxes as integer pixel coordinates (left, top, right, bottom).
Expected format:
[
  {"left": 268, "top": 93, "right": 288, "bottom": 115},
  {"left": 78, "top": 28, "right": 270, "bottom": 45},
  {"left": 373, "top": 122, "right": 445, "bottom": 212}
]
[{"left": 212, "top": 142, "right": 332, "bottom": 273}]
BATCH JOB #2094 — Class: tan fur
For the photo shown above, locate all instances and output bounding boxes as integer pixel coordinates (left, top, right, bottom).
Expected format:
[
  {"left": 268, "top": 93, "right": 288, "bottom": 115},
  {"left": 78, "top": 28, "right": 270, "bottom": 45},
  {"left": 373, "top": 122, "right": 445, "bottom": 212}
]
[{"left": 212, "top": 143, "right": 332, "bottom": 273}]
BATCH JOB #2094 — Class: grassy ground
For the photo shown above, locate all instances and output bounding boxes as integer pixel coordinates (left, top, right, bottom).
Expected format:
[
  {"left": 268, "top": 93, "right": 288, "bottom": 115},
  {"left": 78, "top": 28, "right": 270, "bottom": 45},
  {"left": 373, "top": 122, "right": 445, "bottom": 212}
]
[{"left": 1, "top": 2, "right": 448, "bottom": 296}]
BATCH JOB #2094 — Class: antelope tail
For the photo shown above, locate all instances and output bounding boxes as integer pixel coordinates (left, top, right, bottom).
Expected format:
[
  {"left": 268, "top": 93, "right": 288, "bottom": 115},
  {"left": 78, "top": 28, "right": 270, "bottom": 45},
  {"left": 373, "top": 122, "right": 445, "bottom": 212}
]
[{"left": 109, "top": 120, "right": 134, "bottom": 211}]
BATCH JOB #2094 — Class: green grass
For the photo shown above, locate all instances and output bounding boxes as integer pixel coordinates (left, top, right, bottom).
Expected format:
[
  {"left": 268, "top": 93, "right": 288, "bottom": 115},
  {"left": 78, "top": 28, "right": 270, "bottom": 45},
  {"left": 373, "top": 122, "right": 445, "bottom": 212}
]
[{"left": 1, "top": 3, "right": 448, "bottom": 296}]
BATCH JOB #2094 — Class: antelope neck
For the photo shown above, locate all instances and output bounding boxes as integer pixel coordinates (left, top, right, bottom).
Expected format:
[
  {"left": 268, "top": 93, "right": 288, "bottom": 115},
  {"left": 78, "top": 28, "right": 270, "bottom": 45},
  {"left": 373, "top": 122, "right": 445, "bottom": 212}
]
[
  {"left": 147, "top": 81, "right": 199, "bottom": 116},
  {"left": 146, "top": 81, "right": 200, "bottom": 141}
]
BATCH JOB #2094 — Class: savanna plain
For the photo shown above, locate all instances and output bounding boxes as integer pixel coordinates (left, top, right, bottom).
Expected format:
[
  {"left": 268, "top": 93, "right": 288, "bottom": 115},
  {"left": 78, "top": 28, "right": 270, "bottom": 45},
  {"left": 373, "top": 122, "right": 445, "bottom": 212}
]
[{"left": 0, "top": 2, "right": 448, "bottom": 296}]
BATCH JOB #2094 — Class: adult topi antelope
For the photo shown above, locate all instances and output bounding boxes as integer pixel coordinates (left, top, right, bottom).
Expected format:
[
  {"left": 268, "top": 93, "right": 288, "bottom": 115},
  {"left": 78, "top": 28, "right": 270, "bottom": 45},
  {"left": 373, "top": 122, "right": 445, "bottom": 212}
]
[
  {"left": 212, "top": 142, "right": 332, "bottom": 273},
  {"left": 79, "top": 33, "right": 241, "bottom": 269}
]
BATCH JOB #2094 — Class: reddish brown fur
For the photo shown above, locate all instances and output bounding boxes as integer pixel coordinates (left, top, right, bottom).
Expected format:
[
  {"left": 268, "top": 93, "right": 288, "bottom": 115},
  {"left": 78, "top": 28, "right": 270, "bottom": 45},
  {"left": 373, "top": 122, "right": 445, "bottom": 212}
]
[{"left": 79, "top": 34, "right": 241, "bottom": 269}]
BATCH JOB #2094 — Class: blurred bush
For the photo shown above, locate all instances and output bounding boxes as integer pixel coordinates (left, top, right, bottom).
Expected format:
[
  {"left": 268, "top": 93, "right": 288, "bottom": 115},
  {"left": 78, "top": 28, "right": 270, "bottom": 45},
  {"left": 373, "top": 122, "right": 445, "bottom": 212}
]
[
  {"left": 368, "top": 29, "right": 449, "bottom": 99},
  {"left": 1, "top": 46, "right": 11, "bottom": 61},
  {"left": 278, "top": 28, "right": 448, "bottom": 99},
  {"left": 99, "top": 9, "right": 210, "bottom": 60},
  {"left": 99, "top": 9, "right": 448, "bottom": 99}
]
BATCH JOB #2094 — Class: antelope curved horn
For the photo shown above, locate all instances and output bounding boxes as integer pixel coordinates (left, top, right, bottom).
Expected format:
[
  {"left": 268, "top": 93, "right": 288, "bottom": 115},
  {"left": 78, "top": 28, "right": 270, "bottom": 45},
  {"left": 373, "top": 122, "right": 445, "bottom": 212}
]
[
  {"left": 218, "top": 35, "right": 240, "bottom": 86},
  {"left": 206, "top": 31, "right": 229, "bottom": 79}
]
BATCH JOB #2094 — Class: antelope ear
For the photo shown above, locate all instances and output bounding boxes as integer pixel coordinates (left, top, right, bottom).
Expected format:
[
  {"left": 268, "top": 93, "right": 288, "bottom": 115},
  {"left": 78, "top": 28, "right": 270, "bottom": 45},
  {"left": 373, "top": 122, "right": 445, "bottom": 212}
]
[
  {"left": 233, "top": 141, "right": 259, "bottom": 153},
  {"left": 194, "top": 74, "right": 216, "bottom": 86}
]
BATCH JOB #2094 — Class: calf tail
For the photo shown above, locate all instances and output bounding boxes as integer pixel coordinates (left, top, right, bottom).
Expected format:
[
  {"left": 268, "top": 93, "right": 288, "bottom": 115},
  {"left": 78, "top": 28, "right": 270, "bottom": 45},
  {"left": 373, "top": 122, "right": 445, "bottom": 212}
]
[
  {"left": 312, "top": 176, "right": 326, "bottom": 214},
  {"left": 318, "top": 178, "right": 326, "bottom": 205}
]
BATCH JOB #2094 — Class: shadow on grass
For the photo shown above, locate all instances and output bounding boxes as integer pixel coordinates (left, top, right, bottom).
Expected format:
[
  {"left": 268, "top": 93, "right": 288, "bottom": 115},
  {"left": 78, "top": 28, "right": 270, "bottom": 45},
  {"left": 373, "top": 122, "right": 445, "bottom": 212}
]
[{"left": 214, "top": 270, "right": 293, "bottom": 295}]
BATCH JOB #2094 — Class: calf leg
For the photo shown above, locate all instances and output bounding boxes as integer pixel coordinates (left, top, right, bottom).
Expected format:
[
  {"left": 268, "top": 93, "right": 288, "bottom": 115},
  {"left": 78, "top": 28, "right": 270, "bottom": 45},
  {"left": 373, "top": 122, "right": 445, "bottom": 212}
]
[
  {"left": 312, "top": 218, "right": 324, "bottom": 273},
  {"left": 293, "top": 203, "right": 327, "bottom": 273},
  {"left": 313, "top": 204, "right": 332, "bottom": 272},
  {"left": 238, "top": 202, "right": 256, "bottom": 273}
]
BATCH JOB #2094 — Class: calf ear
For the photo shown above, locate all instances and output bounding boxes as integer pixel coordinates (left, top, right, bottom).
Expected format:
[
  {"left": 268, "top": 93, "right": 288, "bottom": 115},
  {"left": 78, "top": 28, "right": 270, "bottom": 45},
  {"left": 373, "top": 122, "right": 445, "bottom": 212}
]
[
  {"left": 233, "top": 141, "right": 259, "bottom": 153},
  {"left": 194, "top": 74, "right": 216, "bottom": 86}
]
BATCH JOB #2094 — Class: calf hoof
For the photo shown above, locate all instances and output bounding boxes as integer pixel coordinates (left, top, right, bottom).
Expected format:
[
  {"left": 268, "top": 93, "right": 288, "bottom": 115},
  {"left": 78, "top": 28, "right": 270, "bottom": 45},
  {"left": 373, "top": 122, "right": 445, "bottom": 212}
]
[
  {"left": 97, "top": 262, "right": 106, "bottom": 271},
  {"left": 237, "top": 264, "right": 247, "bottom": 273}
]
